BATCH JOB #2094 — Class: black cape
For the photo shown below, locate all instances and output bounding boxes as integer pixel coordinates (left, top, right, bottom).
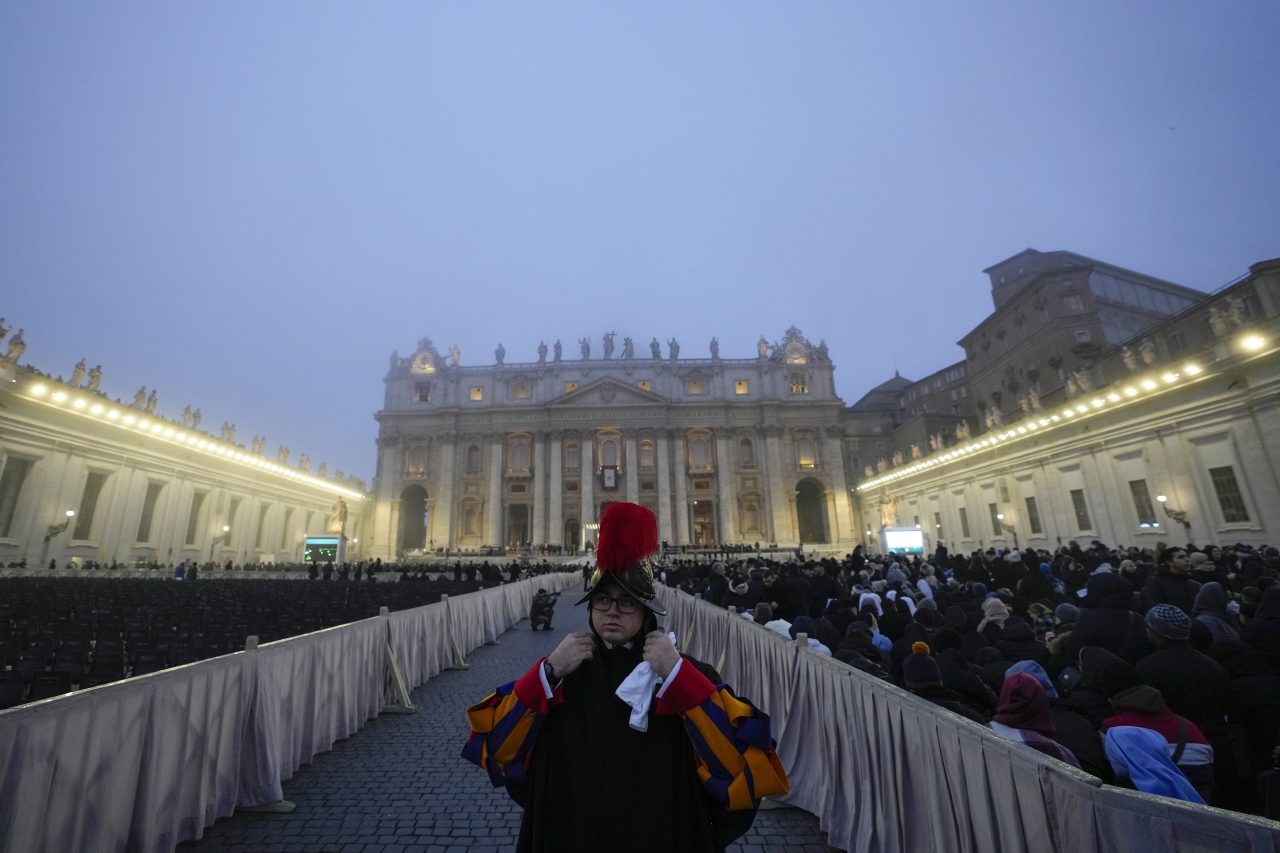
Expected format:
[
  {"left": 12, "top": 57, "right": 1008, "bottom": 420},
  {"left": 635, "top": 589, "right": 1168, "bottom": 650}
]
[{"left": 507, "top": 641, "right": 755, "bottom": 852}]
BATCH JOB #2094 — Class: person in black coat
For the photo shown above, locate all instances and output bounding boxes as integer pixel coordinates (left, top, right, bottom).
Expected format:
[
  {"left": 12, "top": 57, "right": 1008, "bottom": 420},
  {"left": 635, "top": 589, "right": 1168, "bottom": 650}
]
[
  {"left": 995, "top": 616, "right": 1051, "bottom": 667},
  {"left": 1242, "top": 586, "right": 1280, "bottom": 674},
  {"left": 1064, "top": 572, "right": 1151, "bottom": 665},
  {"left": 1139, "top": 546, "right": 1201, "bottom": 615},
  {"left": 1068, "top": 646, "right": 1145, "bottom": 728},
  {"left": 1137, "top": 604, "right": 1231, "bottom": 735},
  {"left": 902, "top": 642, "right": 988, "bottom": 725}
]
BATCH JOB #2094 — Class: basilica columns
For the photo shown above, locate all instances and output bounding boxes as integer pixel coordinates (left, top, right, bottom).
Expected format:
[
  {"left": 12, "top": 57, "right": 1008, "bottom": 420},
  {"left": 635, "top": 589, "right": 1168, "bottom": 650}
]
[
  {"left": 715, "top": 434, "right": 737, "bottom": 543},
  {"left": 531, "top": 433, "right": 545, "bottom": 546},
  {"left": 580, "top": 437, "right": 594, "bottom": 528},
  {"left": 672, "top": 431, "right": 689, "bottom": 545},
  {"left": 433, "top": 439, "right": 455, "bottom": 548},
  {"left": 764, "top": 427, "right": 791, "bottom": 545},
  {"left": 487, "top": 440, "right": 503, "bottom": 545},
  {"left": 656, "top": 432, "right": 673, "bottom": 542},
  {"left": 548, "top": 432, "right": 563, "bottom": 545},
  {"left": 824, "top": 426, "right": 852, "bottom": 544},
  {"left": 624, "top": 437, "right": 639, "bottom": 503}
]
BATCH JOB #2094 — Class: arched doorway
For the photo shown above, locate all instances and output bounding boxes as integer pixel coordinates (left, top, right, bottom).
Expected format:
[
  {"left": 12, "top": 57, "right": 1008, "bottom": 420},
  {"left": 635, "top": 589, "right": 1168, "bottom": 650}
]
[
  {"left": 399, "top": 486, "right": 428, "bottom": 553},
  {"left": 564, "top": 519, "right": 580, "bottom": 554},
  {"left": 796, "top": 479, "right": 828, "bottom": 544}
]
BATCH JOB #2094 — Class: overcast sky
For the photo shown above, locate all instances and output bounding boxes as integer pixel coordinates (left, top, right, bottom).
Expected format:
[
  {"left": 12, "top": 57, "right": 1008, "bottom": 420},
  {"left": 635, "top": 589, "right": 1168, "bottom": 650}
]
[{"left": 3, "top": 2, "right": 1278, "bottom": 483}]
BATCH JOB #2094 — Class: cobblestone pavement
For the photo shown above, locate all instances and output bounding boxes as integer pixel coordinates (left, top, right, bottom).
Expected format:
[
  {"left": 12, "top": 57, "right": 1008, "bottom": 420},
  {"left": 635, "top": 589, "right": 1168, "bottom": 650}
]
[{"left": 183, "top": 607, "right": 841, "bottom": 853}]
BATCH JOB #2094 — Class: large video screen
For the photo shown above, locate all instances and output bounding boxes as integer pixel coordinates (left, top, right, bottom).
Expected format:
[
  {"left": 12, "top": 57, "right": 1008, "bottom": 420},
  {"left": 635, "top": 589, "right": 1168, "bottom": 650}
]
[
  {"left": 883, "top": 528, "right": 925, "bottom": 555},
  {"left": 304, "top": 536, "right": 340, "bottom": 563}
]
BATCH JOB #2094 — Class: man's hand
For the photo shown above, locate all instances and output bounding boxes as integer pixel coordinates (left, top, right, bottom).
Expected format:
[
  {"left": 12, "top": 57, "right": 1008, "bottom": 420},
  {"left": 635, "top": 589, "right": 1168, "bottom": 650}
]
[
  {"left": 545, "top": 632, "right": 594, "bottom": 679},
  {"left": 643, "top": 630, "right": 681, "bottom": 680}
]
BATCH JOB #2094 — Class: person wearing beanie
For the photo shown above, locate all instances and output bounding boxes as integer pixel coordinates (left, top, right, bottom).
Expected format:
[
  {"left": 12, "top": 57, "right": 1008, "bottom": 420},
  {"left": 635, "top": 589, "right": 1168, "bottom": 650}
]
[
  {"left": 902, "top": 641, "right": 988, "bottom": 724},
  {"left": 1101, "top": 684, "right": 1214, "bottom": 796},
  {"left": 463, "top": 503, "right": 788, "bottom": 851},
  {"left": 988, "top": 672, "right": 1081, "bottom": 767},
  {"left": 995, "top": 615, "right": 1051, "bottom": 667},
  {"left": 789, "top": 615, "right": 832, "bottom": 655},
  {"left": 976, "top": 597, "right": 1010, "bottom": 641},
  {"left": 1001, "top": 659, "right": 1113, "bottom": 782},
  {"left": 1139, "top": 546, "right": 1202, "bottom": 616},
  {"left": 1045, "top": 603, "right": 1079, "bottom": 677},
  {"left": 1136, "top": 604, "right": 1231, "bottom": 735}
]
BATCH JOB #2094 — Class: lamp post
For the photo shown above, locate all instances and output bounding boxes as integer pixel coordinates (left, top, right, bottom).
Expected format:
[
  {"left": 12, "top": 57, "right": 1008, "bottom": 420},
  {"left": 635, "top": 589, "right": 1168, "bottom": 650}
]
[
  {"left": 996, "top": 512, "right": 1019, "bottom": 548},
  {"left": 1155, "top": 495, "right": 1191, "bottom": 533},
  {"left": 39, "top": 509, "right": 76, "bottom": 568}
]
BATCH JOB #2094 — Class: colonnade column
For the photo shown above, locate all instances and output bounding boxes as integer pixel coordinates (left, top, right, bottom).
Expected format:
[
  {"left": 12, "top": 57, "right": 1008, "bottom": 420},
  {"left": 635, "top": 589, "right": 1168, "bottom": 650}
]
[
  {"left": 672, "top": 431, "right": 690, "bottom": 545},
  {"left": 531, "top": 432, "right": 546, "bottom": 547},
  {"left": 764, "top": 426, "right": 791, "bottom": 546},
  {"left": 487, "top": 438, "right": 504, "bottom": 546},
  {"left": 548, "top": 432, "right": 563, "bottom": 545},
  {"left": 624, "top": 437, "right": 639, "bottom": 504},
  {"left": 580, "top": 437, "right": 595, "bottom": 530},
  {"left": 656, "top": 432, "right": 673, "bottom": 543},
  {"left": 824, "top": 426, "right": 851, "bottom": 544},
  {"left": 433, "top": 439, "right": 455, "bottom": 550},
  {"left": 715, "top": 433, "right": 737, "bottom": 543}
]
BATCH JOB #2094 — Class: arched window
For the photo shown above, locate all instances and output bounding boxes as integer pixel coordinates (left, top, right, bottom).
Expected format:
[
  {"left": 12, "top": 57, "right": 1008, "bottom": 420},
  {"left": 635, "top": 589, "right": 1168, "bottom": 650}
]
[
  {"left": 405, "top": 445, "right": 427, "bottom": 478},
  {"left": 639, "top": 439, "right": 655, "bottom": 470},
  {"left": 795, "top": 435, "right": 816, "bottom": 469},
  {"left": 511, "top": 442, "right": 529, "bottom": 470},
  {"left": 601, "top": 440, "right": 618, "bottom": 467},
  {"left": 739, "top": 438, "right": 755, "bottom": 469},
  {"left": 565, "top": 442, "right": 580, "bottom": 471},
  {"left": 688, "top": 434, "right": 711, "bottom": 470},
  {"left": 466, "top": 445, "right": 481, "bottom": 475}
]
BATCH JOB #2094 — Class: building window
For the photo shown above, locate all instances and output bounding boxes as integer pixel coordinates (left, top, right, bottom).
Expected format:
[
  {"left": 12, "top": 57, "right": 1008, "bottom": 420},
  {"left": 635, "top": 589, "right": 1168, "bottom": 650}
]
[
  {"left": 469, "top": 386, "right": 484, "bottom": 401},
  {"left": 510, "top": 483, "right": 526, "bottom": 494},
  {"left": 988, "top": 503, "right": 1002, "bottom": 536},
  {"left": 789, "top": 372, "right": 809, "bottom": 395},
  {"left": 1129, "top": 479, "right": 1158, "bottom": 526},
  {"left": 601, "top": 439, "right": 619, "bottom": 468},
  {"left": 1024, "top": 496, "right": 1043, "bottom": 535},
  {"left": 734, "top": 379, "right": 750, "bottom": 396},
  {"left": 933, "top": 512, "right": 942, "bottom": 539},
  {"left": 564, "top": 382, "right": 578, "bottom": 394},
  {"left": 414, "top": 382, "right": 432, "bottom": 403},
  {"left": 1063, "top": 295, "right": 1085, "bottom": 313},
  {"left": 564, "top": 442, "right": 580, "bottom": 472},
  {"left": 795, "top": 436, "right": 816, "bottom": 470},
  {"left": 0, "top": 456, "right": 34, "bottom": 538},
  {"left": 466, "top": 445, "right": 481, "bottom": 475},
  {"left": 684, "top": 378, "right": 707, "bottom": 395},
  {"left": 688, "top": 433, "right": 712, "bottom": 471},
  {"left": 739, "top": 438, "right": 756, "bottom": 469},
  {"left": 510, "top": 441, "right": 529, "bottom": 471},
  {"left": 405, "top": 445, "right": 427, "bottom": 478},
  {"left": 73, "top": 472, "right": 109, "bottom": 540},
  {"left": 637, "top": 380, "right": 652, "bottom": 392},
  {"left": 1073, "top": 329, "right": 1091, "bottom": 343},
  {"left": 1209, "top": 466, "right": 1250, "bottom": 523},
  {"left": 135, "top": 481, "right": 165, "bottom": 543},
  {"left": 958, "top": 507, "right": 971, "bottom": 539},
  {"left": 640, "top": 480, "right": 655, "bottom": 491},
  {"left": 639, "top": 440, "right": 655, "bottom": 470},
  {"left": 1167, "top": 330, "right": 1186, "bottom": 356},
  {"left": 185, "top": 491, "right": 207, "bottom": 546},
  {"left": 511, "top": 383, "right": 530, "bottom": 400},
  {"left": 565, "top": 481, "right": 579, "bottom": 492},
  {"left": 1070, "top": 489, "right": 1092, "bottom": 531}
]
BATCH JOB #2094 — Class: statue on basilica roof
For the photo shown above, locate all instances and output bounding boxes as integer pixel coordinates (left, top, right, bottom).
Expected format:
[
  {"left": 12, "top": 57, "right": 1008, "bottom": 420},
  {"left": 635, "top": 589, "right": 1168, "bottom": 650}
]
[
  {"left": 495, "top": 343, "right": 505, "bottom": 365},
  {"left": 537, "top": 341, "right": 548, "bottom": 364},
  {"left": 650, "top": 337, "right": 661, "bottom": 359},
  {"left": 191, "top": 408, "right": 202, "bottom": 429},
  {"left": 668, "top": 337, "right": 680, "bottom": 360},
  {"left": 553, "top": 339, "right": 562, "bottom": 362},
  {"left": 603, "top": 331, "right": 616, "bottom": 359},
  {"left": 4, "top": 329, "right": 25, "bottom": 364},
  {"left": 86, "top": 365, "right": 102, "bottom": 392},
  {"left": 579, "top": 337, "right": 591, "bottom": 359},
  {"left": 757, "top": 335, "right": 770, "bottom": 359},
  {"left": 131, "top": 386, "right": 147, "bottom": 408},
  {"left": 449, "top": 344, "right": 461, "bottom": 367},
  {"left": 70, "top": 359, "right": 86, "bottom": 386},
  {"left": 145, "top": 390, "right": 157, "bottom": 414},
  {"left": 709, "top": 337, "right": 720, "bottom": 359},
  {"left": 622, "top": 336, "right": 634, "bottom": 360}
]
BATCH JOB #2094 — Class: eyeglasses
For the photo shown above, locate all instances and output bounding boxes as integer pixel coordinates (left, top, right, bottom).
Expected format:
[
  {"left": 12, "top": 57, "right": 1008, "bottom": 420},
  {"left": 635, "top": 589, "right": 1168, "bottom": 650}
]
[{"left": 589, "top": 593, "right": 642, "bottom": 614}]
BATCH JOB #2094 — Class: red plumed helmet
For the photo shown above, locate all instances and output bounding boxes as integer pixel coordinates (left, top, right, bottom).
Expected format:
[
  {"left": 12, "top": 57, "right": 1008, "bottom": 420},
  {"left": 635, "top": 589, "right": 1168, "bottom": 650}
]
[
  {"left": 577, "top": 502, "right": 665, "bottom": 615},
  {"left": 596, "top": 502, "right": 658, "bottom": 573}
]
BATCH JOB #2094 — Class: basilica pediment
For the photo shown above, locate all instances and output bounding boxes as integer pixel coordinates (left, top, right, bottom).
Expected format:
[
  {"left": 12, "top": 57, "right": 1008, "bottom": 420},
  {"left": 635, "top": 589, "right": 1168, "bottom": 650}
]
[{"left": 548, "top": 377, "right": 667, "bottom": 407}]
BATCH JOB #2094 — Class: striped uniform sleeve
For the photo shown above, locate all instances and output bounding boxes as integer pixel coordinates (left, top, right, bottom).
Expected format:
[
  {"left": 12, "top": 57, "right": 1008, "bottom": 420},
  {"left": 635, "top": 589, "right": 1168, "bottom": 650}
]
[
  {"left": 654, "top": 659, "right": 790, "bottom": 810},
  {"left": 460, "top": 658, "right": 562, "bottom": 787}
]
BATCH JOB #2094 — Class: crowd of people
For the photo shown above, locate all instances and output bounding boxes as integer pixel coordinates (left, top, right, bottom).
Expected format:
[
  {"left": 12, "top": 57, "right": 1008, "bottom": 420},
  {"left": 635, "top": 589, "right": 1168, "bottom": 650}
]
[{"left": 662, "top": 540, "right": 1280, "bottom": 817}]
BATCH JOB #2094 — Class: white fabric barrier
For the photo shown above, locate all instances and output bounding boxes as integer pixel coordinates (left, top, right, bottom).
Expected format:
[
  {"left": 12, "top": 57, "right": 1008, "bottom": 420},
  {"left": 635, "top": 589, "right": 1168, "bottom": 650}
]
[
  {"left": 0, "top": 572, "right": 580, "bottom": 853},
  {"left": 655, "top": 587, "right": 1280, "bottom": 853}
]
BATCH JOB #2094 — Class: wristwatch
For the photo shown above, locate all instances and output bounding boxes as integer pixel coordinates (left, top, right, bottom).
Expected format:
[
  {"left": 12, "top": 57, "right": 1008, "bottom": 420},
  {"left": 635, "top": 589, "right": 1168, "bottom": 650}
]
[{"left": 542, "top": 658, "right": 557, "bottom": 682}]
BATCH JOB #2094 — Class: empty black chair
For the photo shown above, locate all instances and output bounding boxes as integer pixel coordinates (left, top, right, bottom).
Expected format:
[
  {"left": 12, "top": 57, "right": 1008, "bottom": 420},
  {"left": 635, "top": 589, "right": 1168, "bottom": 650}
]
[
  {"left": 27, "top": 670, "right": 73, "bottom": 702},
  {"left": 0, "top": 671, "right": 25, "bottom": 709}
]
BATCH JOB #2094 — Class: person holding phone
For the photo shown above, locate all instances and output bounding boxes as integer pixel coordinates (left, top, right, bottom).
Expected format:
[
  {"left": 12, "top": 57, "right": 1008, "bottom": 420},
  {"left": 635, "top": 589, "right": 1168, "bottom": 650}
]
[{"left": 463, "top": 502, "right": 788, "bottom": 852}]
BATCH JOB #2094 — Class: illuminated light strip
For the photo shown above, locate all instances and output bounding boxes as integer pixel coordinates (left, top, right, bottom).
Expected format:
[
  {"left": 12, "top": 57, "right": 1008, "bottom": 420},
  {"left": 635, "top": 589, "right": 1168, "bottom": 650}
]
[
  {"left": 857, "top": 352, "right": 1242, "bottom": 491},
  {"left": 22, "top": 381, "right": 366, "bottom": 500}
]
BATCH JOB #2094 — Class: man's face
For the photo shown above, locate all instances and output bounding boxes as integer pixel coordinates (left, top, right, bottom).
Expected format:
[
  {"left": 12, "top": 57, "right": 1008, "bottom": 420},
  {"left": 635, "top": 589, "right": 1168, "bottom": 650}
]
[
  {"left": 1166, "top": 549, "right": 1191, "bottom": 575},
  {"left": 589, "top": 588, "right": 646, "bottom": 645}
]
